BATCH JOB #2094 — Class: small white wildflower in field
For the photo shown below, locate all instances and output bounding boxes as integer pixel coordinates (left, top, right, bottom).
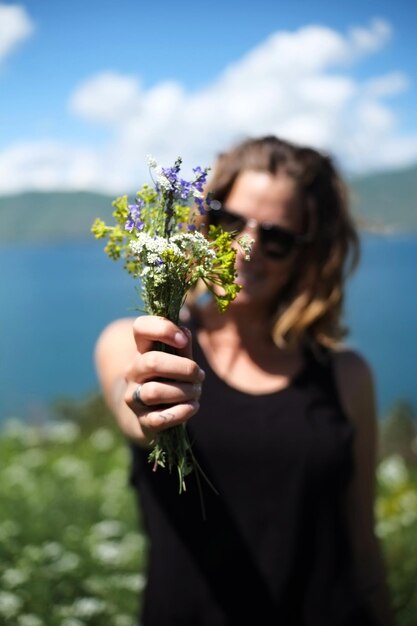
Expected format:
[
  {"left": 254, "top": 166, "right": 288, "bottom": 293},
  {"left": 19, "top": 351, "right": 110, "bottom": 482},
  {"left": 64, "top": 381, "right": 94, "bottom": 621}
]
[
  {"left": 3, "top": 419, "right": 40, "bottom": 445},
  {"left": 3, "top": 464, "right": 32, "bottom": 487},
  {"left": 45, "top": 421, "right": 80, "bottom": 444},
  {"left": 0, "top": 590, "right": 23, "bottom": 618},
  {"left": 91, "top": 519, "right": 124, "bottom": 539},
  {"left": 112, "top": 573, "right": 146, "bottom": 592},
  {"left": 377, "top": 454, "right": 409, "bottom": 490},
  {"left": 91, "top": 540, "right": 122, "bottom": 566},
  {"left": 42, "top": 541, "right": 64, "bottom": 560},
  {"left": 53, "top": 456, "right": 91, "bottom": 480},
  {"left": 72, "top": 597, "right": 107, "bottom": 618},
  {"left": 2, "top": 568, "right": 29, "bottom": 588},
  {"left": 89, "top": 427, "right": 115, "bottom": 451},
  {"left": 51, "top": 552, "right": 80, "bottom": 574},
  {"left": 17, "top": 615, "right": 44, "bottom": 626}
]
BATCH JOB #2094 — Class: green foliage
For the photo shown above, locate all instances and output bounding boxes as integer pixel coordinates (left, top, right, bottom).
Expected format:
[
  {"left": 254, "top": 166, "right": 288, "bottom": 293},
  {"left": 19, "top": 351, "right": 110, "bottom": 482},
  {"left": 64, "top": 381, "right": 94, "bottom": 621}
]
[
  {"left": 51, "top": 393, "right": 120, "bottom": 436},
  {"left": 376, "top": 457, "right": 417, "bottom": 625},
  {"left": 1, "top": 395, "right": 416, "bottom": 624},
  {"left": 379, "top": 401, "right": 417, "bottom": 465},
  {"left": 0, "top": 415, "right": 147, "bottom": 625}
]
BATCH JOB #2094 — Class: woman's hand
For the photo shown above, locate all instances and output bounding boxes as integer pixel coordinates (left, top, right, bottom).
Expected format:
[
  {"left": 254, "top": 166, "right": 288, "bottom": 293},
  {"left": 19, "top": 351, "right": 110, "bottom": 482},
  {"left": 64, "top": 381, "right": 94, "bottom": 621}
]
[
  {"left": 95, "top": 315, "right": 204, "bottom": 446},
  {"left": 123, "top": 316, "right": 204, "bottom": 443}
]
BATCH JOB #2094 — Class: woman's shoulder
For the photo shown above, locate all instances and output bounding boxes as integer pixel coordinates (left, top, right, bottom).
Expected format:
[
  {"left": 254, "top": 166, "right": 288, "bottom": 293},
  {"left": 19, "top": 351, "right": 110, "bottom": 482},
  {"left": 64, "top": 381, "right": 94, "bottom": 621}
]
[
  {"left": 330, "top": 345, "right": 376, "bottom": 428},
  {"left": 331, "top": 346, "right": 373, "bottom": 381}
]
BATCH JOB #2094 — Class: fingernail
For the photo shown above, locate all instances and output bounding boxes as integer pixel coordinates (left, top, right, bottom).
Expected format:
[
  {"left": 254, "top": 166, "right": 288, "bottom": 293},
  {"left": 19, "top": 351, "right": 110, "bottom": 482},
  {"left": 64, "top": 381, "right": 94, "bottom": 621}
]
[
  {"left": 193, "top": 383, "right": 202, "bottom": 398},
  {"left": 174, "top": 330, "right": 188, "bottom": 347},
  {"left": 197, "top": 368, "right": 205, "bottom": 381}
]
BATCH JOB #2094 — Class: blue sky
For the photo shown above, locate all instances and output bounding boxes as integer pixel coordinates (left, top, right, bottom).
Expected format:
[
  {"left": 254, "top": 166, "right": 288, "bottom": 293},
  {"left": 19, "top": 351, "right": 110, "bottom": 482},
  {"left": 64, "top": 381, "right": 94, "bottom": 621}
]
[{"left": 1, "top": 0, "right": 416, "bottom": 194}]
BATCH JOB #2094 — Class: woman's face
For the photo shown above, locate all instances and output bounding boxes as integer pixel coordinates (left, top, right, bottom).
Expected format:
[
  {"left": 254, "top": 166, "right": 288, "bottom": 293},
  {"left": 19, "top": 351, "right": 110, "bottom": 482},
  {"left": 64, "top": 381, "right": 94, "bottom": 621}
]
[{"left": 224, "top": 169, "right": 306, "bottom": 310}]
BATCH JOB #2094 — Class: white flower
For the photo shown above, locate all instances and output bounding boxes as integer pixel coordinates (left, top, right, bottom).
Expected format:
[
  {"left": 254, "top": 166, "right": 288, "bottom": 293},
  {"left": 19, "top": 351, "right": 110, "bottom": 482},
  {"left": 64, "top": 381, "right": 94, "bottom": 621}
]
[
  {"left": 2, "top": 568, "right": 29, "bottom": 588},
  {"left": 71, "top": 597, "right": 106, "bottom": 618},
  {"left": 111, "top": 573, "right": 146, "bottom": 592},
  {"left": 42, "top": 541, "right": 64, "bottom": 560},
  {"left": 17, "top": 615, "right": 44, "bottom": 626},
  {"left": 146, "top": 154, "right": 158, "bottom": 169},
  {"left": 156, "top": 173, "right": 172, "bottom": 191},
  {"left": 89, "top": 428, "right": 115, "bottom": 451},
  {"left": 130, "top": 232, "right": 184, "bottom": 265},
  {"left": 0, "top": 591, "right": 23, "bottom": 618},
  {"left": 45, "top": 421, "right": 80, "bottom": 444},
  {"left": 91, "top": 540, "right": 122, "bottom": 565},
  {"left": 91, "top": 520, "right": 124, "bottom": 539},
  {"left": 53, "top": 456, "right": 91, "bottom": 480},
  {"left": 377, "top": 455, "right": 409, "bottom": 490},
  {"left": 50, "top": 552, "right": 80, "bottom": 574}
]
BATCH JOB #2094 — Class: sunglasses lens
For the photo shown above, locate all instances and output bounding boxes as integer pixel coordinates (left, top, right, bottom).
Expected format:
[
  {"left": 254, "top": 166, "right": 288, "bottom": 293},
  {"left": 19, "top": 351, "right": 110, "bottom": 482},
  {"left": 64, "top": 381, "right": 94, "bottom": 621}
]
[
  {"left": 211, "top": 206, "right": 300, "bottom": 260},
  {"left": 261, "top": 226, "right": 295, "bottom": 259},
  {"left": 211, "top": 209, "right": 245, "bottom": 234}
]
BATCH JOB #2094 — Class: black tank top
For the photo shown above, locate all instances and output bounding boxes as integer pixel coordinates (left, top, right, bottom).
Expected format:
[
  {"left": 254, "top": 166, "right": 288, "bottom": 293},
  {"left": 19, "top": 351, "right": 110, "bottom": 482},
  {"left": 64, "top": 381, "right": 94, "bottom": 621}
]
[{"left": 129, "top": 330, "right": 376, "bottom": 626}]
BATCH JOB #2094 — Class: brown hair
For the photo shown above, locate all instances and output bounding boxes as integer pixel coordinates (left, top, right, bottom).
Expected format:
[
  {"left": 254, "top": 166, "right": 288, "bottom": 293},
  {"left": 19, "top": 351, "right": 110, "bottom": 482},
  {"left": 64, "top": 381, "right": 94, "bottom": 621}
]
[{"left": 206, "top": 135, "right": 360, "bottom": 347}]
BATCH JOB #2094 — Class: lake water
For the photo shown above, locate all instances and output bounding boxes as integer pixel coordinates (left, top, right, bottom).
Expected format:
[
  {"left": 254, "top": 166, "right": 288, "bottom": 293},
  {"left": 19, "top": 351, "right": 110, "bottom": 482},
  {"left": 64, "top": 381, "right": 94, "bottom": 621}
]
[{"left": 0, "top": 235, "right": 416, "bottom": 423}]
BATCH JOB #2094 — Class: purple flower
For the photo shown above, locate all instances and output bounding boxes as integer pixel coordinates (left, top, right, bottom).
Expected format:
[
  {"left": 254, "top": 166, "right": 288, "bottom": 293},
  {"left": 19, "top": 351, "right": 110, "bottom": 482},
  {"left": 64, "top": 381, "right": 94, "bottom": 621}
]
[
  {"left": 192, "top": 166, "right": 208, "bottom": 192},
  {"left": 178, "top": 179, "right": 192, "bottom": 199},
  {"left": 125, "top": 200, "right": 144, "bottom": 232},
  {"left": 194, "top": 197, "right": 206, "bottom": 215}
]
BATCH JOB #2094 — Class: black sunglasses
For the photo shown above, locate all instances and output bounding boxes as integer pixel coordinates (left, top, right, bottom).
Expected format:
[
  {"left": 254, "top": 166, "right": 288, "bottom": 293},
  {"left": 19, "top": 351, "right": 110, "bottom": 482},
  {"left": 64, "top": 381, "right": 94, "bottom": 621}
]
[{"left": 209, "top": 205, "right": 311, "bottom": 260}]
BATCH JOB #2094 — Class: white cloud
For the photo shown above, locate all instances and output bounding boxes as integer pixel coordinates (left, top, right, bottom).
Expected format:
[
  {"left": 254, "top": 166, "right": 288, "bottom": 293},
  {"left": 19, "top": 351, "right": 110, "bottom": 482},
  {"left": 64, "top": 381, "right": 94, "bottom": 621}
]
[
  {"left": 0, "top": 141, "right": 100, "bottom": 193},
  {"left": 348, "top": 18, "right": 391, "bottom": 58},
  {"left": 0, "top": 3, "right": 34, "bottom": 61},
  {"left": 364, "top": 72, "right": 409, "bottom": 98},
  {"left": 0, "top": 18, "right": 416, "bottom": 194},
  {"left": 69, "top": 72, "right": 143, "bottom": 124}
]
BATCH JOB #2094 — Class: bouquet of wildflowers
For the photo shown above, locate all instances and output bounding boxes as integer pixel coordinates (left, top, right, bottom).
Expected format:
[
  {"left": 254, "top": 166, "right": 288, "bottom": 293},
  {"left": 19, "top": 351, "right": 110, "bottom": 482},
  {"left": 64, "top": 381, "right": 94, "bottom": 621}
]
[{"left": 92, "top": 156, "right": 251, "bottom": 493}]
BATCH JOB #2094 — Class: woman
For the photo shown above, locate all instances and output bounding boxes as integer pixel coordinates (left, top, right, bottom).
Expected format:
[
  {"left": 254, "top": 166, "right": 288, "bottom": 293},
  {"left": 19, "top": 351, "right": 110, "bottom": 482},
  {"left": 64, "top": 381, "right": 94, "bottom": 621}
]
[{"left": 95, "top": 136, "right": 394, "bottom": 625}]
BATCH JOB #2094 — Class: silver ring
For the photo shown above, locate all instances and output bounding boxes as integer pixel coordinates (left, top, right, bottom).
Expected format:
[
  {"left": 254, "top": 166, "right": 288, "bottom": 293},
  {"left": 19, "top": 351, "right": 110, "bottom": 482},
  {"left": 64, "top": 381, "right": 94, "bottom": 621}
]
[{"left": 132, "top": 384, "right": 148, "bottom": 408}]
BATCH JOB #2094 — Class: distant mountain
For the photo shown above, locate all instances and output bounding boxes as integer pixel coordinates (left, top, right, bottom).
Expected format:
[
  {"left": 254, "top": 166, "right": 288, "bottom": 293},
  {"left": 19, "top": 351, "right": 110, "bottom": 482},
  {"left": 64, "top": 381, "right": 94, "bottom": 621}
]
[
  {"left": 0, "top": 190, "right": 117, "bottom": 244},
  {"left": 348, "top": 163, "right": 417, "bottom": 233},
  {"left": 0, "top": 163, "right": 416, "bottom": 243}
]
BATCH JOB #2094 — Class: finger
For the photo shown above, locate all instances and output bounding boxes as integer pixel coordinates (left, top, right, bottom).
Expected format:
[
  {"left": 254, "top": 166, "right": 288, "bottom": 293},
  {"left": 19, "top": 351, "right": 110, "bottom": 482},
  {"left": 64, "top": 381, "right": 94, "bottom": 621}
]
[
  {"left": 138, "top": 400, "right": 200, "bottom": 433},
  {"left": 132, "top": 315, "right": 190, "bottom": 354},
  {"left": 125, "top": 379, "right": 202, "bottom": 410},
  {"left": 128, "top": 350, "right": 205, "bottom": 385}
]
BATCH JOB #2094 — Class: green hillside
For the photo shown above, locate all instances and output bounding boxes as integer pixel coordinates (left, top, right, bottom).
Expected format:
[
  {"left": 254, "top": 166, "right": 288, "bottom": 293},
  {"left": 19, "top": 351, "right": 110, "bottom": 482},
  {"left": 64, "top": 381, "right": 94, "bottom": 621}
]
[
  {"left": 0, "top": 163, "right": 416, "bottom": 243},
  {"left": 0, "top": 190, "right": 117, "bottom": 244},
  {"left": 349, "top": 163, "right": 417, "bottom": 233}
]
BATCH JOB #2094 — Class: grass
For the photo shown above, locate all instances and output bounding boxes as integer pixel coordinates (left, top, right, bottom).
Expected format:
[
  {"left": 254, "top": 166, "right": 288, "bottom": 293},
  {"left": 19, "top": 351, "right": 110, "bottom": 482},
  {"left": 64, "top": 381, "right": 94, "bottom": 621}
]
[{"left": 0, "top": 410, "right": 416, "bottom": 625}]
